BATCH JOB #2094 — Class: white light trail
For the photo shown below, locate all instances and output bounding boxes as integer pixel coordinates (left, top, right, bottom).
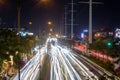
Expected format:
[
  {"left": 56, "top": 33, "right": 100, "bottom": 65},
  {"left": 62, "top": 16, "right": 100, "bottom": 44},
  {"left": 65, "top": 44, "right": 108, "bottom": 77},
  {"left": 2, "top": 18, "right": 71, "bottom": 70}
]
[
  {"left": 13, "top": 47, "right": 46, "bottom": 80},
  {"left": 13, "top": 38, "right": 98, "bottom": 80}
]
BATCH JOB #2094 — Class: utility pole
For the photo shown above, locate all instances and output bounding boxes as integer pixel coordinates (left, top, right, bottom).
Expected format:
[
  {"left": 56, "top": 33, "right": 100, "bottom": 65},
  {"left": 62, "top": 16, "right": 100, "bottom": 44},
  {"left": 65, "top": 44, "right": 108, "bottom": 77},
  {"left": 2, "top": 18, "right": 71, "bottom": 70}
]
[
  {"left": 17, "top": 0, "right": 24, "bottom": 79},
  {"left": 18, "top": 3, "right": 21, "bottom": 43},
  {"left": 78, "top": 0, "right": 103, "bottom": 44},
  {"left": 89, "top": 0, "right": 92, "bottom": 44},
  {"left": 71, "top": 0, "right": 74, "bottom": 39},
  {"left": 65, "top": 1, "right": 78, "bottom": 38},
  {"left": 64, "top": 5, "right": 67, "bottom": 36},
  {"left": 17, "top": 4, "right": 21, "bottom": 80}
]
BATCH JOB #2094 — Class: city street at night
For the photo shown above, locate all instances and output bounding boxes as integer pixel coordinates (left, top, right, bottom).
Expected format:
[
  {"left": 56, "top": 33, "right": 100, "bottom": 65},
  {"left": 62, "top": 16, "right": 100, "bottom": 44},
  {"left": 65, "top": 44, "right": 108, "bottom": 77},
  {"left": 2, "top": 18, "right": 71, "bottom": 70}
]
[
  {"left": 12, "top": 37, "right": 119, "bottom": 80},
  {"left": 13, "top": 38, "right": 98, "bottom": 80},
  {"left": 0, "top": 0, "right": 120, "bottom": 80}
]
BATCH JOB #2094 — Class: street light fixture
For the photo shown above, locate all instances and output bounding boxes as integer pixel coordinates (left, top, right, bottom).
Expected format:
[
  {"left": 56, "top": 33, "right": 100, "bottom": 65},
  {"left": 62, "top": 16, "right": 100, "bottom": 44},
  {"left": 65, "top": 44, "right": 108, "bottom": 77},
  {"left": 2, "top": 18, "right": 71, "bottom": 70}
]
[
  {"left": 28, "top": 21, "right": 33, "bottom": 25},
  {"left": 50, "top": 28, "right": 53, "bottom": 32},
  {"left": 41, "top": 0, "right": 48, "bottom": 3},
  {"left": 48, "top": 21, "right": 52, "bottom": 25},
  {"left": 55, "top": 34, "right": 59, "bottom": 38},
  {"left": 37, "top": 0, "right": 50, "bottom": 4},
  {"left": 49, "top": 33, "right": 51, "bottom": 36},
  {"left": 0, "top": 0, "right": 5, "bottom": 6}
]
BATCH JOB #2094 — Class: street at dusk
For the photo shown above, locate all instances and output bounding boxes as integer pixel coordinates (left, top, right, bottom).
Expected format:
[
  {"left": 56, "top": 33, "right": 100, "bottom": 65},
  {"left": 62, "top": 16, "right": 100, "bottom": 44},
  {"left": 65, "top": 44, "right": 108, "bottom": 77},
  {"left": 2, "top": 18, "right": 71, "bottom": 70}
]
[{"left": 0, "top": 0, "right": 120, "bottom": 80}]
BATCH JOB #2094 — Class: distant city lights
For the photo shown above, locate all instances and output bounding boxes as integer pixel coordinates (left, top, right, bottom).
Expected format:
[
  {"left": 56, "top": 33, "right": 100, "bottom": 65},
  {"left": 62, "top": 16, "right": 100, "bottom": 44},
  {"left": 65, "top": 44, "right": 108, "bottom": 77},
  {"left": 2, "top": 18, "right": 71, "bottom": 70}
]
[
  {"left": 81, "top": 33, "right": 84, "bottom": 38},
  {"left": 18, "top": 31, "right": 34, "bottom": 36},
  {"left": 81, "top": 29, "right": 88, "bottom": 38},
  {"left": 115, "top": 28, "right": 120, "bottom": 38},
  {"left": 83, "top": 30, "right": 88, "bottom": 32}
]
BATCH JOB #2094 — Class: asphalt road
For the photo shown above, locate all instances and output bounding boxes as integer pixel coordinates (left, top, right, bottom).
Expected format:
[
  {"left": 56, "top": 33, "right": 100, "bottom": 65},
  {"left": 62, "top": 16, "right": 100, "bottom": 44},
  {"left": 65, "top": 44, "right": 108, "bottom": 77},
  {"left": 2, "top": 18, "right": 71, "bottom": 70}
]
[
  {"left": 73, "top": 49, "right": 120, "bottom": 80},
  {"left": 13, "top": 37, "right": 120, "bottom": 80},
  {"left": 39, "top": 54, "right": 51, "bottom": 80}
]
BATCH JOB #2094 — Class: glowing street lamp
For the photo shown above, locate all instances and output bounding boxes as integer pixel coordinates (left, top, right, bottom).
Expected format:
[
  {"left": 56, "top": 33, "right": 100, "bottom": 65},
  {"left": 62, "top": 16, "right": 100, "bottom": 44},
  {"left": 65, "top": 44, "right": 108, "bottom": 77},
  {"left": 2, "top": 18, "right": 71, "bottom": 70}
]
[
  {"left": 37, "top": 0, "right": 51, "bottom": 5},
  {"left": 41, "top": 0, "right": 48, "bottom": 3},
  {"left": 48, "top": 21, "right": 52, "bottom": 25},
  {"left": 49, "top": 33, "right": 51, "bottom": 36},
  {"left": 55, "top": 34, "right": 59, "bottom": 37},
  {"left": 50, "top": 28, "right": 53, "bottom": 32},
  {"left": 28, "top": 21, "right": 33, "bottom": 25}
]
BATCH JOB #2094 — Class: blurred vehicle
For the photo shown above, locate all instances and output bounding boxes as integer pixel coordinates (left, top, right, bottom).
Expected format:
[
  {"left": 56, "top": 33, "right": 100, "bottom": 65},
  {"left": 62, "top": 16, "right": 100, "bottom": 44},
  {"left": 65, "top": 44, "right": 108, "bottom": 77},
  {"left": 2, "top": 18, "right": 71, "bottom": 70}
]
[
  {"left": 47, "top": 41, "right": 51, "bottom": 51},
  {"left": 50, "top": 37, "right": 57, "bottom": 45}
]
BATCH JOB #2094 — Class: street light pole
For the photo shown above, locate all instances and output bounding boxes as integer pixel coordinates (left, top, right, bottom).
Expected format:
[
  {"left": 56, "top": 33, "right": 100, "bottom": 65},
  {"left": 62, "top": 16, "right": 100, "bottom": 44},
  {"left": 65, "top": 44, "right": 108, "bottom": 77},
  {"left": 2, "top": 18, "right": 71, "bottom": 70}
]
[
  {"left": 71, "top": 0, "right": 74, "bottom": 39},
  {"left": 78, "top": 1, "right": 103, "bottom": 44},
  {"left": 89, "top": 0, "right": 92, "bottom": 44},
  {"left": 64, "top": 5, "right": 67, "bottom": 36},
  {"left": 17, "top": 3, "right": 21, "bottom": 80},
  {"left": 18, "top": 5, "right": 21, "bottom": 43}
]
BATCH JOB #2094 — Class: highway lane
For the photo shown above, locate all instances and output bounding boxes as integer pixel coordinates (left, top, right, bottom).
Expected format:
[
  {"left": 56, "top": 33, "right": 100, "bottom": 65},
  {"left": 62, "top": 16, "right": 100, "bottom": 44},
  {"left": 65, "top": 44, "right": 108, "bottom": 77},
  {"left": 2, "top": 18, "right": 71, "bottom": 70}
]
[
  {"left": 46, "top": 37, "right": 98, "bottom": 80},
  {"left": 12, "top": 37, "right": 99, "bottom": 80},
  {"left": 73, "top": 49, "right": 120, "bottom": 80},
  {"left": 13, "top": 46, "right": 46, "bottom": 80},
  {"left": 73, "top": 49, "right": 103, "bottom": 77},
  {"left": 39, "top": 54, "right": 51, "bottom": 80}
]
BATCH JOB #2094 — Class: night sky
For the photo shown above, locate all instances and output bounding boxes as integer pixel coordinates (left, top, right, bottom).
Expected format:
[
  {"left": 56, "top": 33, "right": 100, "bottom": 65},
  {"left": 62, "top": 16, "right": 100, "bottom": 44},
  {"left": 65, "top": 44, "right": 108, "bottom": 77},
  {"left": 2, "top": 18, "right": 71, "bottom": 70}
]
[{"left": 0, "top": 0, "right": 120, "bottom": 35}]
